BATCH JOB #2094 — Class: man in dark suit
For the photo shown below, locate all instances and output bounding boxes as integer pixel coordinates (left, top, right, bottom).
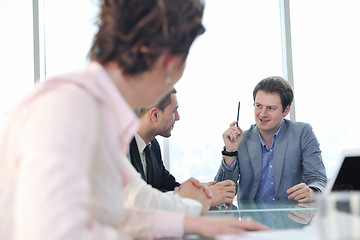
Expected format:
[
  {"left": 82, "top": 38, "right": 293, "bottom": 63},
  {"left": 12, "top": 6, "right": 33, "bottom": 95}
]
[
  {"left": 130, "top": 88, "right": 236, "bottom": 207},
  {"left": 130, "top": 137, "right": 179, "bottom": 192}
]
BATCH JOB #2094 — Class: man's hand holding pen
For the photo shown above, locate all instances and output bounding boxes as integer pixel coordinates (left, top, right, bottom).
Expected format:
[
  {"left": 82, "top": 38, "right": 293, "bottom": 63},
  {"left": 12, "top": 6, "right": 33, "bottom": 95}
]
[
  {"left": 222, "top": 121, "right": 243, "bottom": 168},
  {"left": 222, "top": 102, "right": 243, "bottom": 168}
]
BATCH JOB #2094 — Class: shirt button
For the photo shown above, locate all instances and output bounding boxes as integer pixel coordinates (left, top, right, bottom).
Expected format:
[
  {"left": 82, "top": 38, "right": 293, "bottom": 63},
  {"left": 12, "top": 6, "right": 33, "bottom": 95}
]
[
  {"left": 271, "top": 182, "right": 274, "bottom": 185},
  {"left": 270, "top": 165, "right": 272, "bottom": 168}
]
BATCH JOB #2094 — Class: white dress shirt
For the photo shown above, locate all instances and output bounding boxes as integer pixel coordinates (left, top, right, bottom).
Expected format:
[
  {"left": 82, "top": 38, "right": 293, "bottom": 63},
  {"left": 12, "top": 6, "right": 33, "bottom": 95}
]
[{"left": 134, "top": 133, "right": 148, "bottom": 179}]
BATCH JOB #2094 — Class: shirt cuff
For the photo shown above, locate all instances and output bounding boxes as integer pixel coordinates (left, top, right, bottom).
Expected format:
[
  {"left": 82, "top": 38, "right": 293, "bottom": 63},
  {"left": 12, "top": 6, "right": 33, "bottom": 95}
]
[
  {"left": 221, "top": 157, "right": 237, "bottom": 171},
  {"left": 168, "top": 192, "right": 202, "bottom": 216},
  {"left": 309, "top": 186, "right": 321, "bottom": 192}
]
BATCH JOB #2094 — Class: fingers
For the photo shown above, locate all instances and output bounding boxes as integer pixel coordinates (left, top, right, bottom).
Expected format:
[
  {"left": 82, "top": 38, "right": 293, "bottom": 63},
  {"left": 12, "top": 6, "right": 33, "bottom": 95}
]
[
  {"left": 290, "top": 192, "right": 307, "bottom": 201},
  {"left": 209, "top": 181, "right": 236, "bottom": 195},
  {"left": 238, "top": 219, "right": 271, "bottom": 231},
  {"left": 188, "top": 178, "right": 212, "bottom": 199},
  {"left": 201, "top": 184, "right": 213, "bottom": 199},
  {"left": 178, "top": 181, "right": 212, "bottom": 214},
  {"left": 288, "top": 213, "right": 308, "bottom": 224},
  {"left": 287, "top": 183, "right": 314, "bottom": 203},
  {"left": 209, "top": 180, "right": 236, "bottom": 189},
  {"left": 223, "top": 186, "right": 236, "bottom": 196},
  {"left": 206, "top": 181, "right": 217, "bottom": 187},
  {"left": 213, "top": 180, "right": 236, "bottom": 192},
  {"left": 223, "top": 196, "right": 235, "bottom": 206},
  {"left": 185, "top": 216, "right": 269, "bottom": 238},
  {"left": 289, "top": 210, "right": 311, "bottom": 219},
  {"left": 231, "top": 126, "right": 242, "bottom": 136},
  {"left": 220, "top": 179, "right": 236, "bottom": 187},
  {"left": 223, "top": 121, "right": 243, "bottom": 144},
  {"left": 297, "top": 193, "right": 314, "bottom": 203},
  {"left": 209, "top": 181, "right": 236, "bottom": 207},
  {"left": 228, "top": 126, "right": 243, "bottom": 142},
  {"left": 211, "top": 218, "right": 270, "bottom": 236},
  {"left": 229, "top": 121, "right": 238, "bottom": 128},
  {"left": 182, "top": 178, "right": 213, "bottom": 198},
  {"left": 222, "top": 187, "right": 236, "bottom": 198},
  {"left": 288, "top": 209, "right": 313, "bottom": 224},
  {"left": 187, "top": 177, "right": 202, "bottom": 188},
  {"left": 287, "top": 183, "right": 305, "bottom": 194}
]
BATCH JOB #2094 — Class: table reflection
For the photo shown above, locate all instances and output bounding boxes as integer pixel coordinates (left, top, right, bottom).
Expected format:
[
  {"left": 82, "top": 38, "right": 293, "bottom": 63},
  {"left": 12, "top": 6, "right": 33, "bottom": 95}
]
[{"left": 209, "top": 199, "right": 317, "bottom": 230}]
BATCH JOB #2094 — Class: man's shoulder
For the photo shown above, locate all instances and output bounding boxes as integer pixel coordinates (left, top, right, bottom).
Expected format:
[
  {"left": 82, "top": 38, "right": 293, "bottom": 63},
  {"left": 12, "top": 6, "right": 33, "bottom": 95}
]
[
  {"left": 284, "top": 119, "right": 312, "bottom": 130},
  {"left": 283, "top": 119, "right": 314, "bottom": 137},
  {"left": 244, "top": 123, "right": 258, "bottom": 134}
]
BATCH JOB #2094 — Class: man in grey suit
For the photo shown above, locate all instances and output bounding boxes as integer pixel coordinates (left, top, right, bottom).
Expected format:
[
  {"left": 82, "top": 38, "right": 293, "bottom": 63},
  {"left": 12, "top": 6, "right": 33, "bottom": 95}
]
[{"left": 215, "top": 76, "right": 327, "bottom": 203}]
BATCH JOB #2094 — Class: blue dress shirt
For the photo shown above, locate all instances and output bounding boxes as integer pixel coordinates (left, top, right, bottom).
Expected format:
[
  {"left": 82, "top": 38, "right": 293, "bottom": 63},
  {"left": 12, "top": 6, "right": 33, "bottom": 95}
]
[{"left": 255, "top": 123, "right": 283, "bottom": 201}]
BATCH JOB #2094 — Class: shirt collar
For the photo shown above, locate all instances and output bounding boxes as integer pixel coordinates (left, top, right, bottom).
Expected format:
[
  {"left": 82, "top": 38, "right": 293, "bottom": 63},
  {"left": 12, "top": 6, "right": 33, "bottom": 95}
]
[
  {"left": 134, "top": 133, "right": 147, "bottom": 153},
  {"left": 258, "top": 120, "right": 284, "bottom": 149}
]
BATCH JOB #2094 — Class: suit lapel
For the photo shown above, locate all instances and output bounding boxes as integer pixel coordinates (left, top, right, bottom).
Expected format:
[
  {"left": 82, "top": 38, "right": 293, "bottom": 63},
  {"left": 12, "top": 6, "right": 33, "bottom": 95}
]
[
  {"left": 273, "top": 122, "right": 289, "bottom": 196},
  {"left": 129, "top": 138, "right": 147, "bottom": 181},
  {"left": 247, "top": 127, "right": 263, "bottom": 199}
]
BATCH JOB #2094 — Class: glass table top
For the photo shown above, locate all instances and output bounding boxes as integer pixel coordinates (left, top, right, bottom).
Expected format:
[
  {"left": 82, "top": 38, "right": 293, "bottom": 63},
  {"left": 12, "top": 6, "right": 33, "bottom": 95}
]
[{"left": 207, "top": 199, "right": 318, "bottom": 230}]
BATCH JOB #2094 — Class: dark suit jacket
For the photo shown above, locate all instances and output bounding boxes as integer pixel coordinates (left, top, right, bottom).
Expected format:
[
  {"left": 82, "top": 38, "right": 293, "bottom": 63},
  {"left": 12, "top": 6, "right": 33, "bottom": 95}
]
[{"left": 129, "top": 137, "right": 180, "bottom": 192}]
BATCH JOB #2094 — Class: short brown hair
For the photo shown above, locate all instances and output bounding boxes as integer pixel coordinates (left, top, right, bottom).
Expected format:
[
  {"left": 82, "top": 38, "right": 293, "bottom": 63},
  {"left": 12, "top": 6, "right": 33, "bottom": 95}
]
[
  {"left": 89, "top": 0, "right": 205, "bottom": 75},
  {"left": 137, "top": 88, "right": 177, "bottom": 117},
  {"left": 253, "top": 76, "right": 294, "bottom": 112}
]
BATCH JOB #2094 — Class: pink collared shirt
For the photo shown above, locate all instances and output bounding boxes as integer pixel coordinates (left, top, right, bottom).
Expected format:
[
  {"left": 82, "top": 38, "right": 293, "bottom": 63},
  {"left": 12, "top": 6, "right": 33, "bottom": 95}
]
[{"left": 0, "top": 62, "right": 188, "bottom": 239}]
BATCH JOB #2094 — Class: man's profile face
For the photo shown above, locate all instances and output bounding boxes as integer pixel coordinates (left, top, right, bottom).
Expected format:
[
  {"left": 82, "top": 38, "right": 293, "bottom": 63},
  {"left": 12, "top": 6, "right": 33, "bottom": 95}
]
[{"left": 157, "top": 94, "right": 180, "bottom": 138}]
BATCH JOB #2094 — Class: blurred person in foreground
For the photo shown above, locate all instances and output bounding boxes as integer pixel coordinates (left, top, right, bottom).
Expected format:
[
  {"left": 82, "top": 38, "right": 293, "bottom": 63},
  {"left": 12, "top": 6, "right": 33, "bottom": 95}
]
[
  {"left": 130, "top": 88, "right": 236, "bottom": 207},
  {"left": 0, "top": 0, "right": 268, "bottom": 239}
]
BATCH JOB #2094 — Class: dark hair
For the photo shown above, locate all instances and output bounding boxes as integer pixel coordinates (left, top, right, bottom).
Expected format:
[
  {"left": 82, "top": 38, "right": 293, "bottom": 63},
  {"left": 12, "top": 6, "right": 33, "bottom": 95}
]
[
  {"left": 137, "top": 88, "right": 177, "bottom": 117},
  {"left": 253, "top": 76, "right": 294, "bottom": 112},
  {"left": 156, "top": 88, "right": 177, "bottom": 111},
  {"left": 89, "top": 0, "right": 205, "bottom": 75}
]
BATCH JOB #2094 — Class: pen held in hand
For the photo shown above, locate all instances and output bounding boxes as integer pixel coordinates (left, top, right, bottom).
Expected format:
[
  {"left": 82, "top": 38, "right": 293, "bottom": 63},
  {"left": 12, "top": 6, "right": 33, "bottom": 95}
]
[{"left": 236, "top": 101, "right": 240, "bottom": 127}]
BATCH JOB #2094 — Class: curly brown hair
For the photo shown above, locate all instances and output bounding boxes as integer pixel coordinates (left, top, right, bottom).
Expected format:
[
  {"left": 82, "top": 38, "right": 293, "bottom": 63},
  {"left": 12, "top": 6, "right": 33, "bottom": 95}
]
[{"left": 89, "top": 0, "right": 205, "bottom": 75}]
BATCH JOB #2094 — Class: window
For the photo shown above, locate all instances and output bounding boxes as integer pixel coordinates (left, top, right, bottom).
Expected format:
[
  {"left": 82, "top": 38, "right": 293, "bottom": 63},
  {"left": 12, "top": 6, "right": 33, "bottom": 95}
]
[
  {"left": 0, "top": 0, "right": 98, "bottom": 121},
  {"left": 290, "top": 0, "right": 360, "bottom": 177},
  {"left": 167, "top": 0, "right": 283, "bottom": 183},
  {"left": 3, "top": 0, "right": 357, "bottom": 183},
  {"left": 43, "top": 0, "right": 98, "bottom": 77},
  {"left": 0, "top": 0, "right": 34, "bottom": 121}
]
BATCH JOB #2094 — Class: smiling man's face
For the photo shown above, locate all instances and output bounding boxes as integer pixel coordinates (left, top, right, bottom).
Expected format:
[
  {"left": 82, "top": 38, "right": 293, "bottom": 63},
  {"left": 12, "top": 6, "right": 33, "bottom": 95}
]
[{"left": 254, "top": 90, "right": 290, "bottom": 136}]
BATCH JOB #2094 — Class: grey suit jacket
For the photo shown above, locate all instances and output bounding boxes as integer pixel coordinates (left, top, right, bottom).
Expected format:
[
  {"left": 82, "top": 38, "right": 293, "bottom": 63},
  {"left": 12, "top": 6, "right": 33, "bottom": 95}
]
[{"left": 215, "top": 119, "right": 327, "bottom": 200}]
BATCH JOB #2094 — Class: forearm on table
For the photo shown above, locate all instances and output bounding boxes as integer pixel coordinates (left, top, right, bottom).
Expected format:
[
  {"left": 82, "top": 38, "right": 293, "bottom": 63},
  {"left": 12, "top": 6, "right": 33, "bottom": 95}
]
[{"left": 123, "top": 176, "right": 202, "bottom": 216}]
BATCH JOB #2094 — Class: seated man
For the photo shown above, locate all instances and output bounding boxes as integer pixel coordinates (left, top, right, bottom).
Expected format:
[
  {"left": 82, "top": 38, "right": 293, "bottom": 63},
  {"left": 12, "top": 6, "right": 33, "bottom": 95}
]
[
  {"left": 130, "top": 88, "right": 236, "bottom": 207},
  {"left": 215, "top": 76, "right": 327, "bottom": 203}
]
